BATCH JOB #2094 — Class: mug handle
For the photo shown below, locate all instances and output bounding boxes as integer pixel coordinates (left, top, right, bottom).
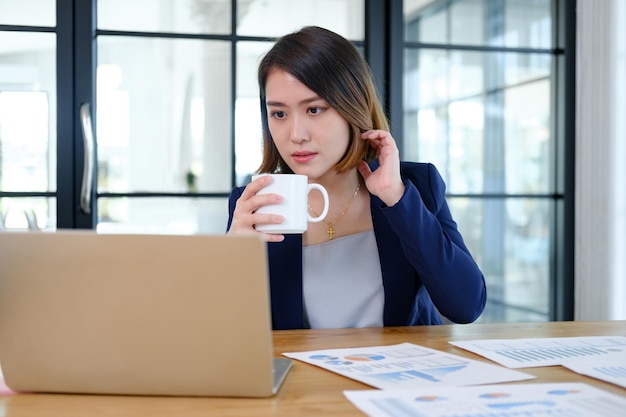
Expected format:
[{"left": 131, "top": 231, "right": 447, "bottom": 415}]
[{"left": 306, "top": 184, "right": 329, "bottom": 222}]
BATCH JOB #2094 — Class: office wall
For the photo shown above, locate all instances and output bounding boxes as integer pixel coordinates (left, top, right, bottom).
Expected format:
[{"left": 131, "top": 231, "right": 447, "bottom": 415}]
[{"left": 575, "top": 0, "right": 626, "bottom": 320}]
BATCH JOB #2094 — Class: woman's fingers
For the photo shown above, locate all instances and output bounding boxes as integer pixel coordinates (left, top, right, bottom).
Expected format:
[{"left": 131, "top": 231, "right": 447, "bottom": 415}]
[
  {"left": 359, "top": 130, "right": 404, "bottom": 206},
  {"left": 362, "top": 130, "right": 400, "bottom": 162},
  {"left": 357, "top": 160, "right": 372, "bottom": 182},
  {"left": 240, "top": 175, "right": 272, "bottom": 199},
  {"left": 229, "top": 175, "right": 286, "bottom": 242}
]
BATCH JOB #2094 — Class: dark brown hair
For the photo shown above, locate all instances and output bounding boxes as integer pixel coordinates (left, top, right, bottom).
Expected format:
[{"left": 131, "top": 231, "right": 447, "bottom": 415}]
[{"left": 257, "top": 26, "right": 389, "bottom": 174}]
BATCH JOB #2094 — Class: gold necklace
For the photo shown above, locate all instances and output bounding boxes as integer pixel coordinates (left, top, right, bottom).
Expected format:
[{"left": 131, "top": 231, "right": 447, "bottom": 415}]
[{"left": 308, "top": 183, "right": 360, "bottom": 240}]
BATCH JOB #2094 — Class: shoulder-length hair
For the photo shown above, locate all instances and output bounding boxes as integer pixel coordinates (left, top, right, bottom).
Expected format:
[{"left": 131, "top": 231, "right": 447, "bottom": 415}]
[{"left": 257, "top": 26, "right": 389, "bottom": 174}]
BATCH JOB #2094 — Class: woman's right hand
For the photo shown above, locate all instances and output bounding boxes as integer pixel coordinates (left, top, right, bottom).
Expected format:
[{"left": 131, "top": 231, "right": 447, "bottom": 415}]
[{"left": 228, "top": 175, "right": 286, "bottom": 242}]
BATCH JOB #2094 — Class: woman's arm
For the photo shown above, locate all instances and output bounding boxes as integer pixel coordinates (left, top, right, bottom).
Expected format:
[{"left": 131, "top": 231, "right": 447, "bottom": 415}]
[{"left": 381, "top": 163, "right": 487, "bottom": 323}]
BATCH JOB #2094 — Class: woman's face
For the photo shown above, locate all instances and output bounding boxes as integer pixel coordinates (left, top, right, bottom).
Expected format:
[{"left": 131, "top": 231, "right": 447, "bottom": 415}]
[{"left": 264, "top": 67, "right": 350, "bottom": 181}]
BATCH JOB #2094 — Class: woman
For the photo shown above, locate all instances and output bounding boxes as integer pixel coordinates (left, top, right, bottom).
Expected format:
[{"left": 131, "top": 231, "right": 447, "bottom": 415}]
[{"left": 227, "top": 26, "right": 486, "bottom": 330}]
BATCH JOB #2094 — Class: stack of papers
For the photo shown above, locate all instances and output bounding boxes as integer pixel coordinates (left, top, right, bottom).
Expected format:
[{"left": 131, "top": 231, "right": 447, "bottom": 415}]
[{"left": 284, "top": 336, "right": 626, "bottom": 417}]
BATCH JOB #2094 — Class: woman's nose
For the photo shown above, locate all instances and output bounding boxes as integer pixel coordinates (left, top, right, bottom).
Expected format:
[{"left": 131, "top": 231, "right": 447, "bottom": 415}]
[{"left": 289, "top": 115, "right": 310, "bottom": 143}]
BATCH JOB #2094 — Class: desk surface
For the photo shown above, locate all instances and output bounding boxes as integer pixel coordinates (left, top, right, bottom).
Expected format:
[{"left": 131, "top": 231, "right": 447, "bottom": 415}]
[{"left": 1, "top": 320, "right": 624, "bottom": 416}]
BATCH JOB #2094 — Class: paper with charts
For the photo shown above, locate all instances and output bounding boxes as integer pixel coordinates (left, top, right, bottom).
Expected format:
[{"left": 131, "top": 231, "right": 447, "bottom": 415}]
[
  {"left": 343, "top": 382, "right": 626, "bottom": 417},
  {"left": 282, "top": 342, "right": 534, "bottom": 390},
  {"left": 561, "top": 351, "right": 626, "bottom": 389},
  {"left": 449, "top": 336, "right": 626, "bottom": 368}
]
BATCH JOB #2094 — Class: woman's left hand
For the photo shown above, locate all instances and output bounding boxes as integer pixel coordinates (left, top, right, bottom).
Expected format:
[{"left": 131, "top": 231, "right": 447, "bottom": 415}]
[{"left": 357, "top": 130, "right": 405, "bottom": 206}]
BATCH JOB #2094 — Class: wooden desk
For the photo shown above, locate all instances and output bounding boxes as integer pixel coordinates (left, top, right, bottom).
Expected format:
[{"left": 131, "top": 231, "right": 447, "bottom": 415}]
[{"left": 1, "top": 321, "right": 624, "bottom": 416}]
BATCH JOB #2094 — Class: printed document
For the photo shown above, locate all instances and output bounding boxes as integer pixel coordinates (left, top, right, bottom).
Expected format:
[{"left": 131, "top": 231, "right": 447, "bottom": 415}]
[
  {"left": 450, "top": 336, "right": 626, "bottom": 368},
  {"left": 283, "top": 342, "right": 533, "bottom": 390},
  {"left": 344, "top": 382, "right": 626, "bottom": 417}
]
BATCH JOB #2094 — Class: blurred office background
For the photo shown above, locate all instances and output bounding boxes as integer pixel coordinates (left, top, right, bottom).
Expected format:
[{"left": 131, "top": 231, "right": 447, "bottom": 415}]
[{"left": 0, "top": 0, "right": 624, "bottom": 323}]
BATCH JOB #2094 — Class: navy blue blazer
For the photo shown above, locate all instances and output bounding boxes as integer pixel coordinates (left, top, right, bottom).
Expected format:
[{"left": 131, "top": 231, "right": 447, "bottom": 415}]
[{"left": 227, "top": 162, "right": 486, "bottom": 330}]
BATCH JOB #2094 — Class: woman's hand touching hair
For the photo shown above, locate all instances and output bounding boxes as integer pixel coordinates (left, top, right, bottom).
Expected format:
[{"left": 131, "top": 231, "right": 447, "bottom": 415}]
[{"left": 357, "top": 130, "right": 405, "bottom": 207}]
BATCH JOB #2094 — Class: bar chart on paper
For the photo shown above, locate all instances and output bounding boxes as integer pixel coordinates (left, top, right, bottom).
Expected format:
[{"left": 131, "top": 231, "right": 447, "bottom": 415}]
[
  {"left": 562, "top": 360, "right": 626, "bottom": 389},
  {"left": 449, "top": 336, "right": 626, "bottom": 368},
  {"left": 593, "top": 365, "right": 626, "bottom": 379}
]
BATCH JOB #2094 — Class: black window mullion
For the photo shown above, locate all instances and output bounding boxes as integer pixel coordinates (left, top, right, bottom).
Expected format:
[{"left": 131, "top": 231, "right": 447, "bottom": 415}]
[
  {"left": 365, "top": 0, "right": 404, "bottom": 155},
  {"left": 387, "top": 0, "right": 404, "bottom": 156},
  {"left": 231, "top": 0, "right": 238, "bottom": 188},
  {"left": 554, "top": 0, "right": 576, "bottom": 321},
  {"left": 56, "top": 0, "right": 76, "bottom": 228},
  {"left": 365, "top": 0, "right": 387, "bottom": 102},
  {"left": 73, "top": 0, "right": 97, "bottom": 229}
]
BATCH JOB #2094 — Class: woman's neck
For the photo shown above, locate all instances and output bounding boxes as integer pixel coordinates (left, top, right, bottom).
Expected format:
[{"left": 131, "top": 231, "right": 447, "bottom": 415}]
[
  {"left": 304, "top": 167, "right": 371, "bottom": 245},
  {"left": 311, "top": 168, "right": 361, "bottom": 197}
]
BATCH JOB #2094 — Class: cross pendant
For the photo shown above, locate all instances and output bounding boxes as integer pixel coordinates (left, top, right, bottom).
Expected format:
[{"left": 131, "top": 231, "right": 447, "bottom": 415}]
[{"left": 327, "top": 225, "right": 335, "bottom": 240}]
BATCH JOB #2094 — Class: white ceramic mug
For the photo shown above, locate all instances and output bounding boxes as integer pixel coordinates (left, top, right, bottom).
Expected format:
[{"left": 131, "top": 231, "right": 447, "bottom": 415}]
[{"left": 252, "top": 174, "right": 329, "bottom": 234}]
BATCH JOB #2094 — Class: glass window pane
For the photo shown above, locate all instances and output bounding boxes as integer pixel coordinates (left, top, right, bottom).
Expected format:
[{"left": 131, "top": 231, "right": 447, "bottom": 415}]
[
  {"left": 237, "top": 0, "right": 364, "bottom": 40},
  {"left": 403, "top": 50, "right": 487, "bottom": 120},
  {"left": 0, "top": 197, "right": 55, "bottom": 231},
  {"left": 502, "top": 0, "right": 552, "bottom": 49},
  {"left": 450, "top": 0, "right": 483, "bottom": 45},
  {"left": 97, "top": 0, "right": 231, "bottom": 34},
  {"left": 503, "top": 53, "right": 551, "bottom": 87},
  {"left": 97, "top": 36, "right": 232, "bottom": 193},
  {"left": 0, "top": 1, "right": 55, "bottom": 26},
  {"left": 448, "top": 98, "right": 484, "bottom": 193},
  {"left": 97, "top": 197, "right": 228, "bottom": 235},
  {"left": 404, "top": 0, "right": 552, "bottom": 48},
  {"left": 450, "top": 52, "right": 485, "bottom": 99},
  {"left": 404, "top": 1, "right": 447, "bottom": 44},
  {"left": 450, "top": 197, "right": 550, "bottom": 323},
  {"left": 235, "top": 41, "right": 272, "bottom": 186},
  {"left": 404, "top": 49, "right": 449, "bottom": 109},
  {"left": 0, "top": 91, "right": 51, "bottom": 192},
  {"left": 0, "top": 32, "right": 56, "bottom": 193},
  {"left": 505, "top": 80, "right": 551, "bottom": 194}
]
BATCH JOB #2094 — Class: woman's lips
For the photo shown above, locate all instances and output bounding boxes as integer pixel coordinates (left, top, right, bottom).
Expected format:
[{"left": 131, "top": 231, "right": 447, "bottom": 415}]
[{"left": 292, "top": 151, "right": 317, "bottom": 164}]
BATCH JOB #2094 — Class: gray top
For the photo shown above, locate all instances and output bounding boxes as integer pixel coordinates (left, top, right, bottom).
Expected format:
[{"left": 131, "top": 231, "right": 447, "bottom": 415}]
[{"left": 302, "top": 230, "right": 384, "bottom": 329}]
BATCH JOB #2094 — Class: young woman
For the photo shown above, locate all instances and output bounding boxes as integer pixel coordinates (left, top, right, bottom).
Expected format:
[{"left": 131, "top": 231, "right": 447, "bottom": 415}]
[{"left": 227, "top": 26, "right": 486, "bottom": 330}]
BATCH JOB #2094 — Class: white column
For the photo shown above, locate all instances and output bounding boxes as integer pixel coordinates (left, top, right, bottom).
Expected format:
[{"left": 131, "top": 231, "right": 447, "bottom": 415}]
[{"left": 575, "top": 0, "right": 626, "bottom": 320}]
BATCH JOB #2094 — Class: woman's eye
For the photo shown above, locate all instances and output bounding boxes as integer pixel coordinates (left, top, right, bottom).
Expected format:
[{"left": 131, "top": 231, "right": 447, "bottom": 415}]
[
  {"left": 270, "top": 110, "right": 286, "bottom": 119},
  {"left": 308, "top": 107, "right": 325, "bottom": 115}
]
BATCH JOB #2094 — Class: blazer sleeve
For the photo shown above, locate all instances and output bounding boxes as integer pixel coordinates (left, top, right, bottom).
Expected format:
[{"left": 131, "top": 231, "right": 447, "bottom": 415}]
[
  {"left": 380, "top": 162, "right": 487, "bottom": 323},
  {"left": 226, "top": 187, "right": 245, "bottom": 231}
]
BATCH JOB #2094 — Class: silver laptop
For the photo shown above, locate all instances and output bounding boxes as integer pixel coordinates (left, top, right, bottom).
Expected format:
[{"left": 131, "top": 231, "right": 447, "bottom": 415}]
[{"left": 0, "top": 231, "right": 291, "bottom": 397}]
